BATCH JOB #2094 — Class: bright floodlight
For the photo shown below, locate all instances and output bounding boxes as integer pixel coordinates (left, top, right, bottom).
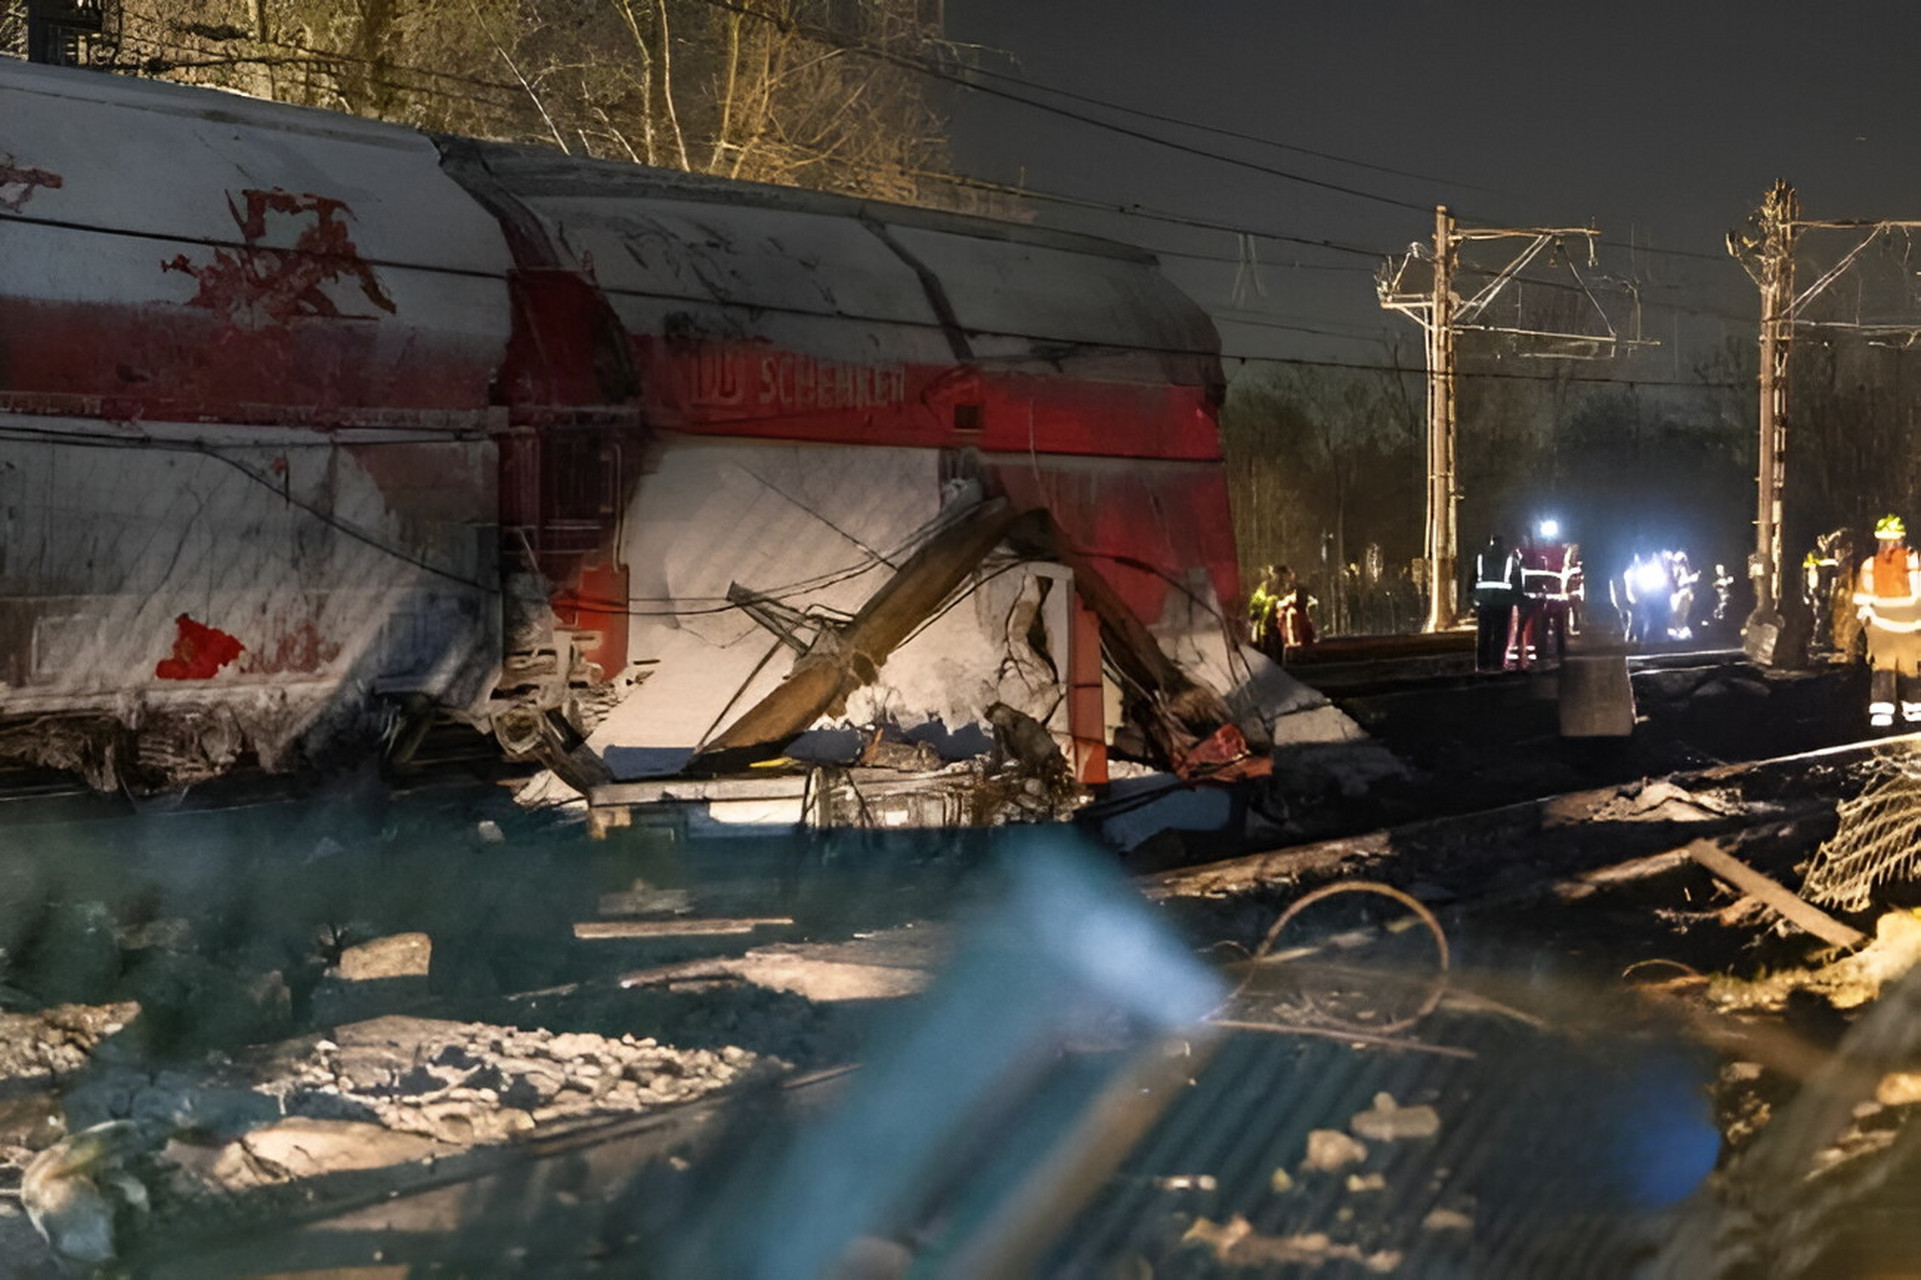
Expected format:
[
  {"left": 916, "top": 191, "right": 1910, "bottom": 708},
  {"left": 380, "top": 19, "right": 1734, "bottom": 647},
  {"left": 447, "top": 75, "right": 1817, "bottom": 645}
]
[
  {"left": 1633, "top": 560, "right": 1668, "bottom": 595},
  {"left": 1538, "top": 519, "right": 1560, "bottom": 540}
]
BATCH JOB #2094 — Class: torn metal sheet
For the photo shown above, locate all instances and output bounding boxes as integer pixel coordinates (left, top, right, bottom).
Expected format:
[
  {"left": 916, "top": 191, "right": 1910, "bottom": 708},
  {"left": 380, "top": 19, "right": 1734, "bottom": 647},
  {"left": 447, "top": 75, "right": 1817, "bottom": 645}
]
[{"left": 2, "top": 59, "right": 1264, "bottom": 797}]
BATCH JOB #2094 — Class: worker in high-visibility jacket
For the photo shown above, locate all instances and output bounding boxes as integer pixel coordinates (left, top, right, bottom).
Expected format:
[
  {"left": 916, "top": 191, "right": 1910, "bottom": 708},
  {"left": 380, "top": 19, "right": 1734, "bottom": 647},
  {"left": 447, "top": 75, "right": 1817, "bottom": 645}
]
[
  {"left": 1854, "top": 514, "right": 1921, "bottom": 728},
  {"left": 1472, "top": 534, "right": 1519, "bottom": 672},
  {"left": 1247, "top": 565, "right": 1282, "bottom": 658}
]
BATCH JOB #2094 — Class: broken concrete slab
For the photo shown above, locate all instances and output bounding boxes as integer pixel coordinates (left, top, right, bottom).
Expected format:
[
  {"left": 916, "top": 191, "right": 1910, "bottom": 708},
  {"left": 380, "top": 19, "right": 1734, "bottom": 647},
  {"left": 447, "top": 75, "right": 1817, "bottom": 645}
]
[
  {"left": 208, "top": 1118, "right": 458, "bottom": 1188},
  {"left": 1559, "top": 651, "right": 1635, "bottom": 738},
  {"left": 311, "top": 936, "right": 436, "bottom": 1026},
  {"left": 336, "top": 933, "right": 433, "bottom": 982}
]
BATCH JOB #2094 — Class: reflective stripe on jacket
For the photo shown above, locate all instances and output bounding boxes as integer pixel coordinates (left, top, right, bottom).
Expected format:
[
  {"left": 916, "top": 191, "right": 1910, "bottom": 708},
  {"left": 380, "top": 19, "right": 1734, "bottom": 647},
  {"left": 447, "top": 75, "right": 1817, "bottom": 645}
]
[
  {"left": 1518, "top": 543, "right": 1577, "bottom": 601},
  {"left": 1857, "top": 546, "right": 1921, "bottom": 609}
]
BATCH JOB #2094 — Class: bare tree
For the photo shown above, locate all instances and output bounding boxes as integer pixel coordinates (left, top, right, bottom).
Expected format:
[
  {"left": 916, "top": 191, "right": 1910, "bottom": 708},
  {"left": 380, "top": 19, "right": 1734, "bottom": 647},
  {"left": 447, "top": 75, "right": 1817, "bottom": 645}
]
[
  {"left": 111, "top": 0, "right": 958, "bottom": 205},
  {"left": 1223, "top": 363, "right": 1421, "bottom": 636}
]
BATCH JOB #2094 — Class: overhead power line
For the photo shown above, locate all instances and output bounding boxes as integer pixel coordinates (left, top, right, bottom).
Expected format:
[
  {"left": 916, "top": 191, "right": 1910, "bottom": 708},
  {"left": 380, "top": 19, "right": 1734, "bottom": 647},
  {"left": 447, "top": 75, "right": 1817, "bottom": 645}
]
[
  {"left": 933, "top": 52, "right": 1477, "bottom": 193},
  {"left": 912, "top": 167, "right": 1388, "bottom": 259},
  {"left": 121, "top": 1, "right": 1746, "bottom": 275},
  {"left": 97, "top": 20, "right": 1758, "bottom": 359},
  {"left": 678, "top": 0, "right": 1446, "bottom": 217}
]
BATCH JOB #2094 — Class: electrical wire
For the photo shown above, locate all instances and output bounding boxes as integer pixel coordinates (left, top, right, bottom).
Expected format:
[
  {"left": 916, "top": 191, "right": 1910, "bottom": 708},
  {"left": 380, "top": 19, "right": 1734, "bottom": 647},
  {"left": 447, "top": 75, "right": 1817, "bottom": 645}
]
[
  {"left": 0, "top": 423, "right": 1002, "bottom": 619},
  {"left": 910, "top": 167, "right": 1389, "bottom": 259},
  {"left": 112, "top": 6, "right": 1746, "bottom": 275},
  {"left": 111, "top": 18, "right": 1739, "bottom": 287},
  {"left": 936, "top": 51, "right": 1477, "bottom": 192},
  {"left": 677, "top": 0, "right": 1446, "bottom": 217}
]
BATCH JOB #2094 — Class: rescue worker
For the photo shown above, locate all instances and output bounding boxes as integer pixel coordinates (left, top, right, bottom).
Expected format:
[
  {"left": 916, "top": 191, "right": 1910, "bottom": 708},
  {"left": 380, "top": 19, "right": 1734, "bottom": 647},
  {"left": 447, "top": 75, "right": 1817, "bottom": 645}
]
[
  {"left": 1511, "top": 522, "right": 1577, "bottom": 668},
  {"left": 1275, "top": 566, "right": 1318, "bottom": 651},
  {"left": 1803, "top": 548, "right": 1830, "bottom": 642},
  {"left": 1565, "top": 543, "right": 1586, "bottom": 637},
  {"left": 1472, "top": 534, "right": 1518, "bottom": 673},
  {"left": 1247, "top": 565, "right": 1282, "bottom": 658},
  {"left": 1854, "top": 514, "right": 1921, "bottom": 729},
  {"left": 1622, "top": 551, "right": 1670, "bottom": 647},
  {"left": 1819, "top": 527, "right": 1863, "bottom": 661},
  {"left": 1667, "top": 550, "right": 1699, "bottom": 641},
  {"left": 1710, "top": 563, "right": 1735, "bottom": 632}
]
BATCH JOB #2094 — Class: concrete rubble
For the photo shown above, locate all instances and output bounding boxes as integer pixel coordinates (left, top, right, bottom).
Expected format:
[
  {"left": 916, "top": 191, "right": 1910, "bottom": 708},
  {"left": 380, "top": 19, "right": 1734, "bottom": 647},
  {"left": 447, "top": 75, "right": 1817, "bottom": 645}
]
[{"left": 0, "top": 1007, "right": 781, "bottom": 1270}]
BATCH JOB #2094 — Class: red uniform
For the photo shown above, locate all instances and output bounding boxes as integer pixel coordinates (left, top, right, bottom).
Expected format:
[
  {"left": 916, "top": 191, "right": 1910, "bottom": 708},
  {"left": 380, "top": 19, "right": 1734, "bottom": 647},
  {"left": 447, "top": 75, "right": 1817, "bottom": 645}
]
[{"left": 1509, "top": 542, "right": 1577, "bottom": 669}]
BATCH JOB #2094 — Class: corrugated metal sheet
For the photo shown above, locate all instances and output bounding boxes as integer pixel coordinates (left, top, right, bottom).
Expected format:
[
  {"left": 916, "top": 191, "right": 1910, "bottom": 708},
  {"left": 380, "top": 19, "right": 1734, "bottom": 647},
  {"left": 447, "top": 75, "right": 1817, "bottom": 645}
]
[{"left": 435, "top": 142, "right": 1222, "bottom": 398}]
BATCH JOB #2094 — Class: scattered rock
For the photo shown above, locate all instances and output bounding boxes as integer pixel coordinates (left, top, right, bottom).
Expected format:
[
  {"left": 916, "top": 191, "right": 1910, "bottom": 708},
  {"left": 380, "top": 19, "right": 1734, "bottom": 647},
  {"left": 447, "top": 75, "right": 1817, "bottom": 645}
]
[
  {"left": 545, "top": 1032, "right": 605, "bottom": 1062},
  {"left": 1301, "top": 1128, "right": 1368, "bottom": 1172},
  {"left": 1182, "top": 1216, "right": 1402, "bottom": 1272},
  {"left": 1877, "top": 1071, "right": 1921, "bottom": 1106},
  {"left": 1422, "top": 1208, "right": 1473, "bottom": 1232},
  {"left": 1268, "top": 1167, "right": 1294, "bottom": 1194},
  {"left": 1349, "top": 1093, "right": 1440, "bottom": 1142},
  {"left": 1345, "top": 1172, "right": 1386, "bottom": 1193},
  {"left": 0, "top": 1003, "right": 137, "bottom": 1088}
]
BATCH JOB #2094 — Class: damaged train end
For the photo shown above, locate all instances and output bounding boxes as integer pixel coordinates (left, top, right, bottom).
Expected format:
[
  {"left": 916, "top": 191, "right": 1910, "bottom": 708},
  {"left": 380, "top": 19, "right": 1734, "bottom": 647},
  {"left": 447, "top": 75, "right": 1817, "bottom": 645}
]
[
  {"left": 0, "top": 57, "right": 1317, "bottom": 826},
  {"left": 0, "top": 60, "right": 515, "bottom": 790}
]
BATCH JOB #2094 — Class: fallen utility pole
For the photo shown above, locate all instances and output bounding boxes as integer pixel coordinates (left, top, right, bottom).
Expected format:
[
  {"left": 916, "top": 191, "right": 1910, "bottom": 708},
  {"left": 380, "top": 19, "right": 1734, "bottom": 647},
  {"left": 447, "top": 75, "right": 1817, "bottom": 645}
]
[
  {"left": 1727, "top": 181, "right": 1921, "bottom": 664},
  {"left": 1379, "top": 209, "right": 1632, "bottom": 633}
]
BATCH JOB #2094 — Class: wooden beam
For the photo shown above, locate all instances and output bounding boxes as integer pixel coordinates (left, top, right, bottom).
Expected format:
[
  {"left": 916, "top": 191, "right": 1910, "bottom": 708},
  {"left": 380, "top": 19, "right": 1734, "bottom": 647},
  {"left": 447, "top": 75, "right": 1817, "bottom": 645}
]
[
  {"left": 696, "top": 499, "right": 1033, "bottom": 758},
  {"left": 1683, "top": 838, "right": 1866, "bottom": 950},
  {"left": 573, "top": 917, "right": 793, "bottom": 940}
]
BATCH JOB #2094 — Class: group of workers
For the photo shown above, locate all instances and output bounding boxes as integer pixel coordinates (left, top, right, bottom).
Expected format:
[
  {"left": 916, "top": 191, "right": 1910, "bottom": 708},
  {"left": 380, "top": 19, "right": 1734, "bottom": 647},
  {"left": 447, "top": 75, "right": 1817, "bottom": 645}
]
[
  {"left": 1779, "top": 513, "right": 1921, "bottom": 728},
  {"left": 1246, "top": 564, "right": 1317, "bottom": 659},
  {"left": 1243, "top": 509, "right": 1921, "bottom": 732},
  {"left": 1471, "top": 522, "right": 1583, "bottom": 672},
  {"left": 1614, "top": 549, "right": 1732, "bottom": 646}
]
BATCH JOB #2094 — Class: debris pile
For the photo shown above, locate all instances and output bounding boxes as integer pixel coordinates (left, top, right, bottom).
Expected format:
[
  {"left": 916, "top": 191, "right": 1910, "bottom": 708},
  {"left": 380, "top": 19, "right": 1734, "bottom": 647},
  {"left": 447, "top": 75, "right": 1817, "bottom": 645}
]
[
  {"left": 68, "top": 1015, "right": 769, "bottom": 1146},
  {"left": 4, "top": 1011, "right": 783, "bottom": 1267}
]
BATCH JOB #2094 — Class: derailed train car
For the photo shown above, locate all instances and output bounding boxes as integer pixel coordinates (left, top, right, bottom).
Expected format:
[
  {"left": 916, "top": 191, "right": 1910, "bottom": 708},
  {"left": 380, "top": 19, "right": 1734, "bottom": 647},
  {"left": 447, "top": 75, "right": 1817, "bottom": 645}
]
[{"left": 0, "top": 57, "right": 1256, "bottom": 799}]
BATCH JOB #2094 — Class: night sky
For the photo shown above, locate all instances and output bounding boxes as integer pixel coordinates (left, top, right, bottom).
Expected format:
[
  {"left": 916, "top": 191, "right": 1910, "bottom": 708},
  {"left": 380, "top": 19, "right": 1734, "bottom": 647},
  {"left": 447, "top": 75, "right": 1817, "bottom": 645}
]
[{"left": 938, "top": 0, "right": 1921, "bottom": 370}]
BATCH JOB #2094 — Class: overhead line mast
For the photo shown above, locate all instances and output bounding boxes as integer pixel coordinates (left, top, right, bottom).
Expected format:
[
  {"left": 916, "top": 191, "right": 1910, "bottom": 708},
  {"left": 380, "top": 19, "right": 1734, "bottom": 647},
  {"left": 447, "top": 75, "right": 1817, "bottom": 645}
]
[
  {"left": 1728, "top": 180, "right": 1921, "bottom": 664},
  {"left": 1379, "top": 206, "right": 1632, "bottom": 633}
]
